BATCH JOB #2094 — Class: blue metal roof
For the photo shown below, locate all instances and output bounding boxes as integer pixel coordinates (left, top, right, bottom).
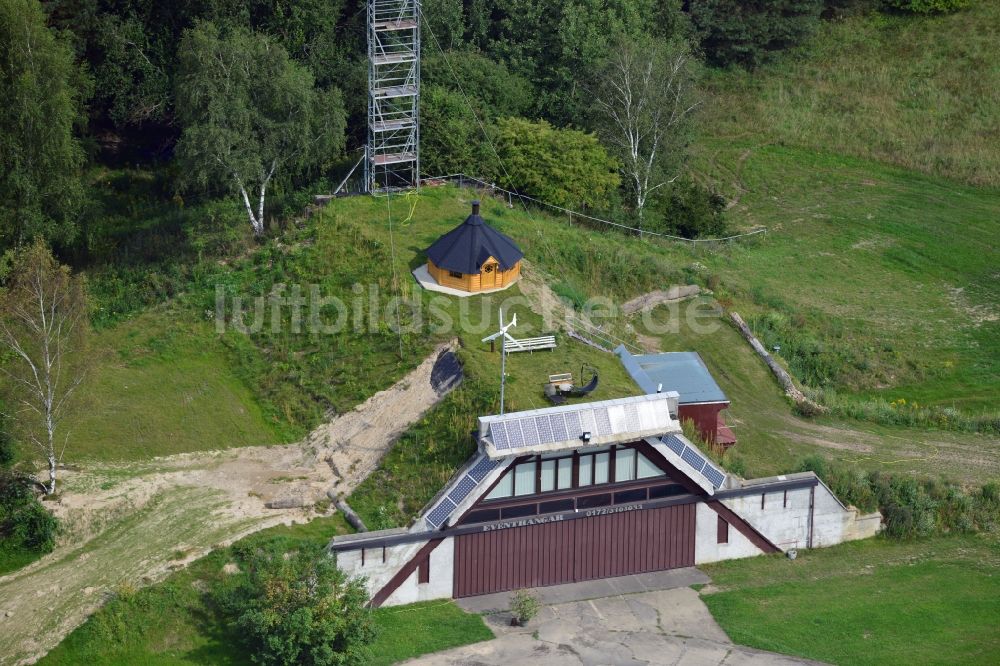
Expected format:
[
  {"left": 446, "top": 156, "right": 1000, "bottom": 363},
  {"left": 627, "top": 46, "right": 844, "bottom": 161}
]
[{"left": 616, "top": 347, "right": 728, "bottom": 405}]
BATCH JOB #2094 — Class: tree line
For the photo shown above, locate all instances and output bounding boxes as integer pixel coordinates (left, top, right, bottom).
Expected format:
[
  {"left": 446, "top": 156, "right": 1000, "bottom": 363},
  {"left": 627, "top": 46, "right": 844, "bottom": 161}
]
[{"left": 2, "top": 0, "right": 969, "bottom": 254}]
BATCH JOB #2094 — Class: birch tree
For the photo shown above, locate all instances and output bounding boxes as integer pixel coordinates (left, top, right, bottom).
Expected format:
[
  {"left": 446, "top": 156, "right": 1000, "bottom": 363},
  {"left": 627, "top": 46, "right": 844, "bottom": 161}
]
[
  {"left": 592, "top": 38, "right": 700, "bottom": 230},
  {"left": 0, "top": 241, "right": 87, "bottom": 495},
  {"left": 174, "top": 22, "right": 345, "bottom": 236}
]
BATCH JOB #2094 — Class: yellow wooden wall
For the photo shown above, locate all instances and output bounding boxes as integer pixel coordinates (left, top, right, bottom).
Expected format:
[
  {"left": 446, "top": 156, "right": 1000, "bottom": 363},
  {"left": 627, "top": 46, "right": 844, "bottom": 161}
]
[{"left": 427, "top": 258, "right": 521, "bottom": 292}]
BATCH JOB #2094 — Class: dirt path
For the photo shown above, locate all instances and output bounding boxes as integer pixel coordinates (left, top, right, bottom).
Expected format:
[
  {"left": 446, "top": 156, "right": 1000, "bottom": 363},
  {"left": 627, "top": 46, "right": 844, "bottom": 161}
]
[{"left": 0, "top": 341, "right": 461, "bottom": 666}]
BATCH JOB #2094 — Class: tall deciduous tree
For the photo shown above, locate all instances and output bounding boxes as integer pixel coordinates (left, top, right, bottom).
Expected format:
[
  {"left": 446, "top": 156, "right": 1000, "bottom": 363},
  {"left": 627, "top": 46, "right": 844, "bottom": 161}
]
[
  {"left": 0, "top": 0, "right": 86, "bottom": 252},
  {"left": 592, "top": 38, "right": 700, "bottom": 229},
  {"left": 0, "top": 241, "right": 88, "bottom": 495},
  {"left": 495, "top": 117, "right": 620, "bottom": 209},
  {"left": 174, "top": 22, "right": 345, "bottom": 236}
]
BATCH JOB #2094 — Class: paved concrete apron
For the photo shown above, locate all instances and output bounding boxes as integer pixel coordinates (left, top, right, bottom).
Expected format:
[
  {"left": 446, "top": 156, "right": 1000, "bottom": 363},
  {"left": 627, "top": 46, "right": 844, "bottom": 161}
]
[{"left": 405, "top": 587, "right": 822, "bottom": 666}]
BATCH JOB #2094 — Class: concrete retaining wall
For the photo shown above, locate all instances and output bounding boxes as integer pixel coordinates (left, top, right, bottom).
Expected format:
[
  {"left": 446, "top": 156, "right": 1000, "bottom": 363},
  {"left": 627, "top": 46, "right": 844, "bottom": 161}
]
[
  {"left": 335, "top": 538, "right": 455, "bottom": 605},
  {"left": 696, "top": 480, "right": 881, "bottom": 564}
]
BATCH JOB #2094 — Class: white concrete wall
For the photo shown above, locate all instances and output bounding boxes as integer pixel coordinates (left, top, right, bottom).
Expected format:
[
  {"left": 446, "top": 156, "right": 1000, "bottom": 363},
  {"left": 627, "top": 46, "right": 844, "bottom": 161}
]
[
  {"left": 334, "top": 538, "right": 454, "bottom": 607},
  {"left": 694, "top": 502, "right": 759, "bottom": 564},
  {"left": 384, "top": 537, "right": 454, "bottom": 606},
  {"left": 695, "top": 480, "right": 881, "bottom": 564}
]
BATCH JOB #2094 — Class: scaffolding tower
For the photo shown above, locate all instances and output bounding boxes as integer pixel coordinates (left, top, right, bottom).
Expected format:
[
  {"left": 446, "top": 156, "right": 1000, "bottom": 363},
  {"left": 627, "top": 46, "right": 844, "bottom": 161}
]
[{"left": 365, "top": 0, "right": 420, "bottom": 193}]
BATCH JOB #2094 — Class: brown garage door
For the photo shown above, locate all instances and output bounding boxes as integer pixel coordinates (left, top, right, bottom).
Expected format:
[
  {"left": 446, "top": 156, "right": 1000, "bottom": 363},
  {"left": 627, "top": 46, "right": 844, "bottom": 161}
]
[{"left": 454, "top": 503, "right": 695, "bottom": 598}]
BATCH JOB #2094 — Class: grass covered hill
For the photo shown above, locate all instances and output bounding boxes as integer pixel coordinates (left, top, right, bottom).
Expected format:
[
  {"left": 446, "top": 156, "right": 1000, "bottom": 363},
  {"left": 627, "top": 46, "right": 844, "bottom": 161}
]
[
  {"left": 63, "top": 164, "right": 998, "bottom": 464},
  {"left": 703, "top": 2, "right": 1000, "bottom": 187}
]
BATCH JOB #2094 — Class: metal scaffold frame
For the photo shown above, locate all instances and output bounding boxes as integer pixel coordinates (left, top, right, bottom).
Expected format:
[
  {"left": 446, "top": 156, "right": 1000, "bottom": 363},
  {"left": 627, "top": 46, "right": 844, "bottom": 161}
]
[{"left": 365, "top": 0, "right": 420, "bottom": 193}]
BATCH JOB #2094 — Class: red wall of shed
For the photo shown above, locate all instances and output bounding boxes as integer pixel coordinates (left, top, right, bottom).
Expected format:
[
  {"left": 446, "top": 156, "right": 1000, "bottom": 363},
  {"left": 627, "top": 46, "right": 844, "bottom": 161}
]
[{"left": 678, "top": 403, "right": 726, "bottom": 445}]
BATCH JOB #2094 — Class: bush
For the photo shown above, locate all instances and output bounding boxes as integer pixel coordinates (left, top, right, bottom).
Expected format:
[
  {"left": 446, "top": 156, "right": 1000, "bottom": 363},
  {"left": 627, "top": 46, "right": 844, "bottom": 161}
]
[
  {"left": 887, "top": 0, "right": 970, "bottom": 14},
  {"left": 0, "top": 470, "right": 59, "bottom": 553},
  {"left": 0, "top": 415, "right": 14, "bottom": 468},
  {"left": 648, "top": 178, "right": 728, "bottom": 239},
  {"left": 494, "top": 117, "right": 620, "bottom": 209},
  {"left": 215, "top": 539, "right": 376, "bottom": 666},
  {"left": 793, "top": 457, "right": 1000, "bottom": 539},
  {"left": 509, "top": 590, "right": 540, "bottom": 626}
]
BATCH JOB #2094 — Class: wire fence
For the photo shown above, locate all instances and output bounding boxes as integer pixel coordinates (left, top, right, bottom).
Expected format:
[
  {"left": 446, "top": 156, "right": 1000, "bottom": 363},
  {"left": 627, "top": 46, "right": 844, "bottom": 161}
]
[{"left": 422, "top": 173, "right": 768, "bottom": 247}]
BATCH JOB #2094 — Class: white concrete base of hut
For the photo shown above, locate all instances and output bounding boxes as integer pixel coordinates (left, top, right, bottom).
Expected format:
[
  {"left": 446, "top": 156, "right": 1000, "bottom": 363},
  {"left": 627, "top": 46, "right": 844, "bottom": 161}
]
[{"left": 411, "top": 264, "right": 520, "bottom": 297}]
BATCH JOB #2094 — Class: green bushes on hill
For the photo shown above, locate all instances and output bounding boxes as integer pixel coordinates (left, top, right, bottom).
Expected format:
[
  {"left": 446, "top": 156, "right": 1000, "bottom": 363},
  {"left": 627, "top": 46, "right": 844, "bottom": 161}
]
[
  {"left": 796, "top": 455, "right": 1000, "bottom": 538},
  {"left": 888, "top": 0, "right": 970, "bottom": 13},
  {"left": 0, "top": 471, "right": 59, "bottom": 575},
  {"left": 214, "top": 540, "right": 375, "bottom": 666}
]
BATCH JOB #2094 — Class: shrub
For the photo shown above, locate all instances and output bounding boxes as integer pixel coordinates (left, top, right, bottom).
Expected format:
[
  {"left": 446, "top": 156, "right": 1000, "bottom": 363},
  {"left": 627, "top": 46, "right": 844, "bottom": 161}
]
[
  {"left": 509, "top": 590, "right": 540, "bottom": 626},
  {"left": 793, "top": 457, "right": 1000, "bottom": 538},
  {"left": 494, "top": 117, "right": 620, "bottom": 209},
  {"left": 0, "top": 470, "right": 59, "bottom": 553},
  {"left": 0, "top": 415, "right": 14, "bottom": 468},
  {"left": 215, "top": 539, "right": 376, "bottom": 666},
  {"left": 887, "top": 0, "right": 970, "bottom": 14},
  {"left": 648, "top": 178, "right": 728, "bottom": 239}
]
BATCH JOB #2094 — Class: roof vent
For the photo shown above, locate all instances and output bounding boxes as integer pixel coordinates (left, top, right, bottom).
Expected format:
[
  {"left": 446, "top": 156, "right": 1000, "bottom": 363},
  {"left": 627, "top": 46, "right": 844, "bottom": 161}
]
[{"left": 471, "top": 200, "right": 480, "bottom": 216}]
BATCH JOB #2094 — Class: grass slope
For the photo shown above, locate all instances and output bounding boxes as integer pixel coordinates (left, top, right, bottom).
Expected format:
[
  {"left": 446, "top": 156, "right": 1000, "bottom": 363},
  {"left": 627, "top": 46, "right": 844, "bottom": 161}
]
[
  {"left": 701, "top": 533, "right": 1000, "bottom": 665},
  {"left": 636, "top": 302, "right": 1000, "bottom": 483},
  {"left": 694, "top": 143, "right": 999, "bottom": 411},
  {"left": 59, "top": 147, "right": 998, "bottom": 463},
  {"left": 703, "top": 3, "right": 1000, "bottom": 187},
  {"left": 68, "top": 312, "right": 282, "bottom": 460},
  {"left": 38, "top": 514, "right": 491, "bottom": 665}
]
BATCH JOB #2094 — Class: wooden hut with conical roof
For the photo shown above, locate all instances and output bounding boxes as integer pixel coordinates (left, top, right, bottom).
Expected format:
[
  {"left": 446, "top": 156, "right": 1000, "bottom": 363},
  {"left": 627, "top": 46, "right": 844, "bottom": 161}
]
[{"left": 424, "top": 201, "right": 523, "bottom": 293}]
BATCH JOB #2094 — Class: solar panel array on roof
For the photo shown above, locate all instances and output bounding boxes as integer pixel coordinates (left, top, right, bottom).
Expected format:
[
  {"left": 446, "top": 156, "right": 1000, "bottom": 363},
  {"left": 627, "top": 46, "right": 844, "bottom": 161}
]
[
  {"left": 656, "top": 433, "right": 726, "bottom": 490},
  {"left": 664, "top": 433, "right": 685, "bottom": 456},
  {"left": 468, "top": 456, "right": 501, "bottom": 482},
  {"left": 702, "top": 465, "right": 726, "bottom": 489},
  {"left": 424, "top": 454, "right": 507, "bottom": 529},
  {"left": 448, "top": 476, "right": 477, "bottom": 506},
  {"left": 426, "top": 498, "right": 456, "bottom": 529},
  {"left": 481, "top": 395, "right": 677, "bottom": 458}
]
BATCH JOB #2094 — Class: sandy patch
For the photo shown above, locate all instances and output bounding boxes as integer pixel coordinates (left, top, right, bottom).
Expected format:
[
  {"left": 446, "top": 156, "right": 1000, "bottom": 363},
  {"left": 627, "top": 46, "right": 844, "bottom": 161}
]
[{"left": 0, "top": 341, "right": 460, "bottom": 665}]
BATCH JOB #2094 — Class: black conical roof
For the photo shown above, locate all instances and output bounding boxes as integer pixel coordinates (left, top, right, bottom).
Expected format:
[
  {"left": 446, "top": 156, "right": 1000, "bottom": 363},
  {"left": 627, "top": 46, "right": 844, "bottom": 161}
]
[{"left": 425, "top": 201, "right": 523, "bottom": 274}]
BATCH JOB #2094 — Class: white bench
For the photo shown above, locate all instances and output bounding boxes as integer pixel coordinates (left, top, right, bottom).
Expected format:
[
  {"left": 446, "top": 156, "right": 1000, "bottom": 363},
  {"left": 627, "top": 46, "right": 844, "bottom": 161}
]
[{"left": 505, "top": 335, "right": 557, "bottom": 353}]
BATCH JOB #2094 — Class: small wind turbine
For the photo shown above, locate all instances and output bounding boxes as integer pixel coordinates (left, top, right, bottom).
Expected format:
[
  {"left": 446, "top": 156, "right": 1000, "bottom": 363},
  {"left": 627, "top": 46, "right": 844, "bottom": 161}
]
[{"left": 481, "top": 308, "right": 520, "bottom": 415}]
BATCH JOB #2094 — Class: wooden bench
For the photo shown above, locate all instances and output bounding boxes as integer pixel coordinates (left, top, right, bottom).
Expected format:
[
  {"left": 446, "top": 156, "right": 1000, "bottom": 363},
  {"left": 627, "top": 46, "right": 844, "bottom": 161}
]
[{"left": 505, "top": 335, "right": 557, "bottom": 353}]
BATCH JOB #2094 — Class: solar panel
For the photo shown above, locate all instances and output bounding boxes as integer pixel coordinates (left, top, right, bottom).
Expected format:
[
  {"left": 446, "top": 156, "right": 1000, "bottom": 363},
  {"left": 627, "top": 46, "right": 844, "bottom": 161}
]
[
  {"left": 594, "top": 408, "right": 613, "bottom": 436},
  {"left": 664, "top": 434, "right": 685, "bottom": 456},
  {"left": 426, "top": 497, "right": 457, "bottom": 528},
  {"left": 550, "top": 413, "right": 568, "bottom": 441},
  {"left": 491, "top": 422, "right": 509, "bottom": 450},
  {"left": 702, "top": 464, "right": 726, "bottom": 489},
  {"left": 468, "top": 456, "right": 500, "bottom": 482},
  {"left": 506, "top": 419, "right": 524, "bottom": 448},
  {"left": 519, "top": 417, "right": 539, "bottom": 446},
  {"left": 578, "top": 409, "right": 596, "bottom": 435},
  {"left": 535, "top": 415, "right": 553, "bottom": 444},
  {"left": 624, "top": 404, "right": 641, "bottom": 432},
  {"left": 681, "top": 446, "right": 706, "bottom": 472},
  {"left": 447, "top": 475, "right": 477, "bottom": 505},
  {"left": 564, "top": 411, "right": 582, "bottom": 438}
]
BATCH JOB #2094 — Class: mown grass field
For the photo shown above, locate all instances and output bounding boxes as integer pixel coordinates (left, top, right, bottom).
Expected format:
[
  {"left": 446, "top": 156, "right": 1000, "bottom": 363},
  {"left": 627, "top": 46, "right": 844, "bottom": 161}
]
[
  {"left": 67, "top": 312, "right": 282, "bottom": 460},
  {"left": 700, "top": 533, "right": 1000, "bottom": 665},
  {"left": 38, "top": 514, "right": 492, "bottom": 665}
]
